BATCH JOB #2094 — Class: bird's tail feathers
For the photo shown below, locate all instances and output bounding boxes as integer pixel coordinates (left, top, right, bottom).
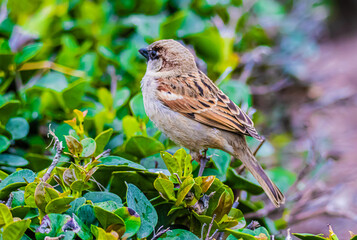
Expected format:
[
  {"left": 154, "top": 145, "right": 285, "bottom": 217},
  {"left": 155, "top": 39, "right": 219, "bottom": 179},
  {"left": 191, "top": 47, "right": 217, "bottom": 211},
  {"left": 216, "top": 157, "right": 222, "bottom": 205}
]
[{"left": 233, "top": 146, "right": 285, "bottom": 207}]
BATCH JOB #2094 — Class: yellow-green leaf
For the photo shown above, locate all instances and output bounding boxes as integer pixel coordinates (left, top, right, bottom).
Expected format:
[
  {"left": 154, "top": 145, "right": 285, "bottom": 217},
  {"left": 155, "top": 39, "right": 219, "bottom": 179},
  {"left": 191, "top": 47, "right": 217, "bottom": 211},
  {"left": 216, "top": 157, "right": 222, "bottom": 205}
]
[
  {"left": 154, "top": 178, "right": 176, "bottom": 201},
  {"left": 3, "top": 219, "right": 31, "bottom": 240},
  {"left": 176, "top": 177, "right": 195, "bottom": 206},
  {"left": 45, "top": 196, "right": 75, "bottom": 214},
  {"left": 0, "top": 203, "right": 13, "bottom": 227}
]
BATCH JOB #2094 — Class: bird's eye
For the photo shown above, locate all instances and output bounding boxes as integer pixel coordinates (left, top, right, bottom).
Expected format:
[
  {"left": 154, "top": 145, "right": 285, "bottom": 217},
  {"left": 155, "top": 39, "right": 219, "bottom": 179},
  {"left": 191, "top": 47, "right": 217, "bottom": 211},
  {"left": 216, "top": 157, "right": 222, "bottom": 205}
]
[{"left": 150, "top": 50, "right": 158, "bottom": 59}]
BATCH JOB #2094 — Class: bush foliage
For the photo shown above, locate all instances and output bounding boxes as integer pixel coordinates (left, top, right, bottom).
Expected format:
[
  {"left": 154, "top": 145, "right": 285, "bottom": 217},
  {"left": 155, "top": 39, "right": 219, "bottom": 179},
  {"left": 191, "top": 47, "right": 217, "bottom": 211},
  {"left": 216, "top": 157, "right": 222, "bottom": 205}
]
[{"left": 0, "top": 0, "right": 353, "bottom": 239}]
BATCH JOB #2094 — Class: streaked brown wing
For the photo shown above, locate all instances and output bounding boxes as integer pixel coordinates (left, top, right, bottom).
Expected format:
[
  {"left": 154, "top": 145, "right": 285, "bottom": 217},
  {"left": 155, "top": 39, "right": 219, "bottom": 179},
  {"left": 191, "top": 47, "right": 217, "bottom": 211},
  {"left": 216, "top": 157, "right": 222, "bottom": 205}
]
[{"left": 156, "top": 71, "right": 262, "bottom": 140}]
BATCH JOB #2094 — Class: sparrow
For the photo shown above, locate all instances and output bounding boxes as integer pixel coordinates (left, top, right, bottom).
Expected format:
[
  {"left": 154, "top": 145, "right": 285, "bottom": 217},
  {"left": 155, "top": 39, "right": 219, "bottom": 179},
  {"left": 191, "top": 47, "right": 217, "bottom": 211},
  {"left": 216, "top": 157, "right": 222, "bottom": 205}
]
[{"left": 139, "top": 39, "right": 285, "bottom": 207}]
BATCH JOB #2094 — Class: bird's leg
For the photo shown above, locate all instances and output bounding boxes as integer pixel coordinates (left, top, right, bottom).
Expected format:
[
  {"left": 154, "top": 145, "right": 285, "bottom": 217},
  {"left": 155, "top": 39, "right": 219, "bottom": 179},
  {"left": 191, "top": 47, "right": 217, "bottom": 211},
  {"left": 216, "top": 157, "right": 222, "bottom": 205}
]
[{"left": 198, "top": 149, "right": 209, "bottom": 177}]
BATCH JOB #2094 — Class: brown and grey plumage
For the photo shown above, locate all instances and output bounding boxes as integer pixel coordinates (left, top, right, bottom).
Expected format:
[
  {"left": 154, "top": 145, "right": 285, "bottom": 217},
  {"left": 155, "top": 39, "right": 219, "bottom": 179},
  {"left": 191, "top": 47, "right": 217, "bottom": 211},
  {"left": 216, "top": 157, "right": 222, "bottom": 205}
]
[{"left": 139, "top": 39, "right": 285, "bottom": 207}]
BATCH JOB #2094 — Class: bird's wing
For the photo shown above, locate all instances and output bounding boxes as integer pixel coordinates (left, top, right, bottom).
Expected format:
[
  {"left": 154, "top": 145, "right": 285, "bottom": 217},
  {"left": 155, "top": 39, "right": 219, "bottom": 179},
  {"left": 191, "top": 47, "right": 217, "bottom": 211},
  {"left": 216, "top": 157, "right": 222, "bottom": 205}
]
[{"left": 156, "top": 71, "right": 263, "bottom": 140}]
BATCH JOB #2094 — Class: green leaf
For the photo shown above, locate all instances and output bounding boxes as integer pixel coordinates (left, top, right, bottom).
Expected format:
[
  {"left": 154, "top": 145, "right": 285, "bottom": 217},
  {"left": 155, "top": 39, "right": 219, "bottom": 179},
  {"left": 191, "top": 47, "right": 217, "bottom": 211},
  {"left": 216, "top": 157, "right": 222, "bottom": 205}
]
[
  {"left": 208, "top": 149, "right": 230, "bottom": 175},
  {"left": 80, "top": 138, "right": 96, "bottom": 157},
  {"left": 114, "top": 207, "right": 141, "bottom": 238},
  {"left": 0, "top": 135, "right": 10, "bottom": 153},
  {"left": 0, "top": 100, "right": 20, "bottom": 124},
  {"left": 161, "top": 151, "right": 180, "bottom": 177},
  {"left": 292, "top": 233, "right": 328, "bottom": 240},
  {"left": 0, "top": 169, "right": 35, "bottom": 199},
  {"left": 98, "top": 156, "right": 146, "bottom": 170},
  {"left": 24, "top": 182, "right": 37, "bottom": 208},
  {"left": 0, "top": 170, "right": 8, "bottom": 180},
  {"left": 158, "top": 229, "right": 200, "bottom": 239},
  {"left": 110, "top": 171, "right": 158, "bottom": 200},
  {"left": 176, "top": 176, "right": 195, "bottom": 206},
  {"left": 98, "top": 87, "right": 113, "bottom": 110},
  {"left": 213, "top": 188, "right": 234, "bottom": 221},
  {"left": 11, "top": 190, "right": 25, "bottom": 208},
  {"left": 225, "top": 168, "right": 263, "bottom": 195},
  {"left": 224, "top": 229, "right": 256, "bottom": 240},
  {"left": 83, "top": 192, "right": 122, "bottom": 206},
  {"left": 98, "top": 46, "right": 118, "bottom": 63},
  {"left": 35, "top": 214, "right": 72, "bottom": 239},
  {"left": 65, "top": 197, "right": 86, "bottom": 215},
  {"left": 94, "top": 157, "right": 146, "bottom": 187},
  {"left": 160, "top": 11, "right": 186, "bottom": 39},
  {"left": 0, "top": 154, "right": 28, "bottom": 167},
  {"left": 173, "top": 148, "right": 192, "bottom": 177},
  {"left": 218, "top": 208, "right": 245, "bottom": 230},
  {"left": 45, "top": 197, "right": 75, "bottom": 214},
  {"left": 94, "top": 128, "right": 113, "bottom": 155},
  {"left": 93, "top": 201, "right": 121, "bottom": 212},
  {"left": 5, "top": 117, "right": 29, "bottom": 140},
  {"left": 268, "top": 167, "right": 296, "bottom": 193},
  {"left": 191, "top": 211, "right": 220, "bottom": 231},
  {"left": 93, "top": 206, "right": 125, "bottom": 230},
  {"left": 70, "top": 180, "right": 90, "bottom": 192},
  {"left": 34, "top": 182, "right": 59, "bottom": 212},
  {"left": 0, "top": 183, "right": 27, "bottom": 200},
  {"left": 125, "top": 136, "right": 165, "bottom": 159},
  {"left": 126, "top": 183, "right": 158, "bottom": 238},
  {"left": 77, "top": 204, "right": 97, "bottom": 227},
  {"left": 62, "top": 80, "right": 87, "bottom": 110},
  {"left": 73, "top": 214, "right": 93, "bottom": 240},
  {"left": 0, "top": 203, "right": 13, "bottom": 227},
  {"left": 91, "top": 225, "right": 117, "bottom": 240},
  {"left": 3, "top": 219, "right": 31, "bottom": 240},
  {"left": 154, "top": 178, "right": 176, "bottom": 201},
  {"left": 241, "top": 227, "right": 271, "bottom": 239},
  {"left": 113, "top": 87, "right": 130, "bottom": 110},
  {"left": 122, "top": 115, "right": 143, "bottom": 139},
  {"left": 219, "top": 78, "right": 252, "bottom": 106},
  {"left": 129, "top": 93, "right": 147, "bottom": 119},
  {"left": 15, "top": 42, "right": 43, "bottom": 64},
  {"left": 10, "top": 205, "right": 31, "bottom": 219},
  {"left": 35, "top": 72, "right": 68, "bottom": 92}
]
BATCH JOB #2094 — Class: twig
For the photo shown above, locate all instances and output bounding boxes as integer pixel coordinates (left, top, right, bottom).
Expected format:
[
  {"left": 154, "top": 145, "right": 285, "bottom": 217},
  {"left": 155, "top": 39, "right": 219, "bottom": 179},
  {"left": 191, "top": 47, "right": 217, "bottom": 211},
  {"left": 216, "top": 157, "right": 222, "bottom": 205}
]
[
  {"left": 41, "top": 126, "right": 64, "bottom": 182},
  {"left": 6, "top": 193, "right": 13, "bottom": 208},
  {"left": 90, "top": 177, "right": 106, "bottom": 192},
  {"left": 201, "top": 223, "right": 207, "bottom": 240},
  {"left": 203, "top": 214, "right": 217, "bottom": 240},
  {"left": 108, "top": 65, "right": 118, "bottom": 99},
  {"left": 286, "top": 228, "right": 292, "bottom": 240},
  {"left": 246, "top": 221, "right": 260, "bottom": 230},
  {"left": 173, "top": 173, "right": 182, "bottom": 185},
  {"left": 237, "top": 139, "right": 266, "bottom": 175},
  {"left": 244, "top": 204, "right": 277, "bottom": 219},
  {"left": 250, "top": 78, "right": 292, "bottom": 95},
  {"left": 94, "top": 149, "right": 111, "bottom": 161},
  {"left": 253, "top": 139, "right": 266, "bottom": 156},
  {"left": 151, "top": 226, "right": 170, "bottom": 240},
  {"left": 215, "top": 67, "right": 233, "bottom": 85}
]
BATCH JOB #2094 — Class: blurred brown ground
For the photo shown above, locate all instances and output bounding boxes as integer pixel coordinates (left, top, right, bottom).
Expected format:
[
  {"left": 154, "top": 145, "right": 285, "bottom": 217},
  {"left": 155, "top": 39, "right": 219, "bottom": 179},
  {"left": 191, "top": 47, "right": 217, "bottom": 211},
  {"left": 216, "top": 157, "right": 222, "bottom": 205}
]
[{"left": 289, "top": 34, "right": 357, "bottom": 238}]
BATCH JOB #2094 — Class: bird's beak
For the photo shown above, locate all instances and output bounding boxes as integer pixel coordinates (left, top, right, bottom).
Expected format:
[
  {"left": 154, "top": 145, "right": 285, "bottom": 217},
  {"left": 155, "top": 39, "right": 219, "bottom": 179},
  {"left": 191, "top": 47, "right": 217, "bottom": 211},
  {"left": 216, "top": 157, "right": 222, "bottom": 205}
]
[{"left": 138, "top": 48, "right": 149, "bottom": 60}]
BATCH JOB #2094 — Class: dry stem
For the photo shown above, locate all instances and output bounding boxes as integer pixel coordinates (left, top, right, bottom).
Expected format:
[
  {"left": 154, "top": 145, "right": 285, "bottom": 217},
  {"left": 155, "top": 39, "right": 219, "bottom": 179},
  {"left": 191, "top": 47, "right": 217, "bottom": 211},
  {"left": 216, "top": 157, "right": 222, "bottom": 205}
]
[{"left": 41, "top": 126, "right": 64, "bottom": 182}]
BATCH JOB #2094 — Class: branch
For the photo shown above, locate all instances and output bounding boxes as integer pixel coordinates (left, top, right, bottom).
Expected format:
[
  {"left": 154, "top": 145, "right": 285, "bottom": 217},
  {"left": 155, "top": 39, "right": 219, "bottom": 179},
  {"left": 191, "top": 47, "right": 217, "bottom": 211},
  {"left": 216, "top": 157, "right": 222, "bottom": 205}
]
[
  {"left": 237, "top": 139, "right": 266, "bottom": 175},
  {"left": 95, "top": 149, "right": 111, "bottom": 161},
  {"left": 151, "top": 226, "right": 170, "bottom": 240},
  {"left": 41, "top": 126, "right": 64, "bottom": 182},
  {"left": 6, "top": 193, "right": 13, "bottom": 208},
  {"left": 201, "top": 214, "right": 218, "bottom": 240}
]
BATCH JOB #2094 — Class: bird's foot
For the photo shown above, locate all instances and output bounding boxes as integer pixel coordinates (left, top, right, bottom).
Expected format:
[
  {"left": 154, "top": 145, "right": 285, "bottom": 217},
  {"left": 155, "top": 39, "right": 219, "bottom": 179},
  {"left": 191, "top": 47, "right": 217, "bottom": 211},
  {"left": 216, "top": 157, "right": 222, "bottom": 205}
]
[{"left": 198, "top": 149, "right": 210, "bottom": 177}]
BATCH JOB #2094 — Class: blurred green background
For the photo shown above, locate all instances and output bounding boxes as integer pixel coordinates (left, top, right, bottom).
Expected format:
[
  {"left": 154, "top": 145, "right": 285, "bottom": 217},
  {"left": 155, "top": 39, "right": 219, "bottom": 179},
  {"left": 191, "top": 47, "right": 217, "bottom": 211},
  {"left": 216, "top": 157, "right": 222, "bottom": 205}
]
[{"left": 2, "top": 0, "right": 356, "bottom": 238}]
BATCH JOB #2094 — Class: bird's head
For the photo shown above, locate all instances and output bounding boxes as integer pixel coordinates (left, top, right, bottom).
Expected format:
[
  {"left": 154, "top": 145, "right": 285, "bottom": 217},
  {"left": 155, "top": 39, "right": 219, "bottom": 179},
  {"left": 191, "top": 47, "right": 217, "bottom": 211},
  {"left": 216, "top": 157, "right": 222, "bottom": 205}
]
[{"left": 139, "top": 39, "right": 197, "bottom": 74}]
